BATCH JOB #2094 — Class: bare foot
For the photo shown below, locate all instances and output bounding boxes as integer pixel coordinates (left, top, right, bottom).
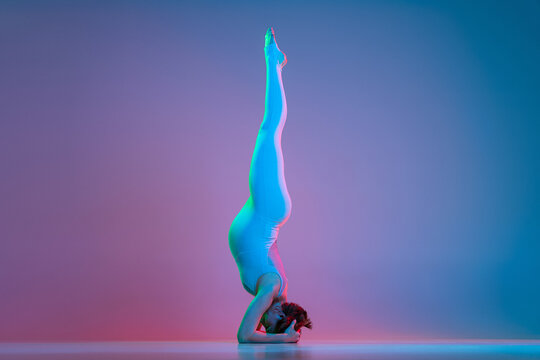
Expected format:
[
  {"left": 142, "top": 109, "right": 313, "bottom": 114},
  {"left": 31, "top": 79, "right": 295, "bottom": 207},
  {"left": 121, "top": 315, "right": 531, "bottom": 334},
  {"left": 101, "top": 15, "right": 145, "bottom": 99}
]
[{"left": 264, "top": 27, "right": 287, "bottom": 69}]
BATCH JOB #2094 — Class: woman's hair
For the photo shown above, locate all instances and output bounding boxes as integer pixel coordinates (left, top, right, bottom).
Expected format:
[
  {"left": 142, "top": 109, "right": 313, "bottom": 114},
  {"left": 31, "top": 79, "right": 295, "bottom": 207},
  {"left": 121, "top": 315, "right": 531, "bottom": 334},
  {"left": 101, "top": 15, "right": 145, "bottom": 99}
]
[{"left": 272, "top": 302, "right": 312, "bottom": 333}]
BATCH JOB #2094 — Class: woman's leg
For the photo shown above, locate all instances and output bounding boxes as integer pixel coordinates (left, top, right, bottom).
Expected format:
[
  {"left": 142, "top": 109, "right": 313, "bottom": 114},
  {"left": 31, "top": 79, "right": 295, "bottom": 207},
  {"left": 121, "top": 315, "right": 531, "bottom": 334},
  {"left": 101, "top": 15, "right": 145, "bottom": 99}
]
[{"left": 248, "top": 28, "right": 291, "bottom": 223}]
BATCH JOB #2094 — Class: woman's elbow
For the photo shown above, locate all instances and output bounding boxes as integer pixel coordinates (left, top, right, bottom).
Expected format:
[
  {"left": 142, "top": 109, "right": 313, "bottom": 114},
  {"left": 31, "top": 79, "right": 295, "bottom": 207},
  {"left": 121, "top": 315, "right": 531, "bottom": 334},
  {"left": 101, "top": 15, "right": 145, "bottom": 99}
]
[{"left": 237, "top": 331, "right": 251, "bottom": 343}]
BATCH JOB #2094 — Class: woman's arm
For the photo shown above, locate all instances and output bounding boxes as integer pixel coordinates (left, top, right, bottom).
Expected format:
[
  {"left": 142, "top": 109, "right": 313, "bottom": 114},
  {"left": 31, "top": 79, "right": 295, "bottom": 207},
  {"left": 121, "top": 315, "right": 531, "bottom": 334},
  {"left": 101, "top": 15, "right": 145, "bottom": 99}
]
[
  {"left": 237, "top": 284, "right": 294, "bottom": 343},
  {"left": 239, "top": 330, "right": 291, "bottom": 343}
]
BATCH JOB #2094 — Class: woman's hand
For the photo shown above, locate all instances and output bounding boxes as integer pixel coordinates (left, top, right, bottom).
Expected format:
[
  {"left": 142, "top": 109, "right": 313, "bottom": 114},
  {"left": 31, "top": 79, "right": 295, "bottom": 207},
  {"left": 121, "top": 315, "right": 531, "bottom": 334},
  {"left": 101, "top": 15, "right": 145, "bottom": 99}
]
[{"left": 285, "top": 320, "right": 301, "bottom": 343}]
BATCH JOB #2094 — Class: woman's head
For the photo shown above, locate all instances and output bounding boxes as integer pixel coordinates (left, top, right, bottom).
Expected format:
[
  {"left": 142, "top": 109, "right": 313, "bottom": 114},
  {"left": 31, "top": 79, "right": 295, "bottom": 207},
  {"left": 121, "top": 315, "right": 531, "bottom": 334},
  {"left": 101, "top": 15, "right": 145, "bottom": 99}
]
[
  {"left": 262, "top": 301, "right": 312, "bottom": 334},
  {"left": 261, "top": 301, "right": 285, "bottom": 333}
]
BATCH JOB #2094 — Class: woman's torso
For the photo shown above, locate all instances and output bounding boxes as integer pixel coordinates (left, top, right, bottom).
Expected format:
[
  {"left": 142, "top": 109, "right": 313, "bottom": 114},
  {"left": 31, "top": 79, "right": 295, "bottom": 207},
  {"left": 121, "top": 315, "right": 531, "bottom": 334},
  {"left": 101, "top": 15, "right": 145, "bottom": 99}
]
[{"left": 229, "top": 199, "right": 288, "bottom": 297}]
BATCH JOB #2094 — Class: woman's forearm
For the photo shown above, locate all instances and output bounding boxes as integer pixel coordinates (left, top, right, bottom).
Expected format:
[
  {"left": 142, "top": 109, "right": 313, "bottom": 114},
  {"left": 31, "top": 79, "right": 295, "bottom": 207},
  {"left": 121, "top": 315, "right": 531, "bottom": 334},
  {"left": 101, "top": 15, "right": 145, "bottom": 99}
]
[{"left": 238, "top": 330, "right": 293, "bottom": 343}]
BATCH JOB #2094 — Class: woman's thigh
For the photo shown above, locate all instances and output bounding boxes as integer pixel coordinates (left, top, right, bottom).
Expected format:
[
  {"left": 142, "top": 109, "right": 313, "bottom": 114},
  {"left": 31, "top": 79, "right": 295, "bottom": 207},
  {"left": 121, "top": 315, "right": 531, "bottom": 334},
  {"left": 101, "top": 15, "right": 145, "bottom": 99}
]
[{"left": 248, "top": 134, "right": 292, "bottom": 222}]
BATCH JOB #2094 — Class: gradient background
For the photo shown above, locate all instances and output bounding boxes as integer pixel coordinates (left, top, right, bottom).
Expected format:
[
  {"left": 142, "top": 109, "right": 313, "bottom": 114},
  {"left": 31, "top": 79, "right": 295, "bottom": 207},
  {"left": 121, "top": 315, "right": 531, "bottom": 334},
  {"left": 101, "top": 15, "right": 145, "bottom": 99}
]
[{"left": 1, "top": 0, "right": 539, "bottom": 342}]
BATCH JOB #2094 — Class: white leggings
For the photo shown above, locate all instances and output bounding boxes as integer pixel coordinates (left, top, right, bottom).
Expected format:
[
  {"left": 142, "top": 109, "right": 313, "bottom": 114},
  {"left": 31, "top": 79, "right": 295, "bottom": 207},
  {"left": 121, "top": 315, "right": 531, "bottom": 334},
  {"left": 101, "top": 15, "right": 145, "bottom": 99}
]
[{"left": 248, "top": 57, "right": 291, "bottom": 223}]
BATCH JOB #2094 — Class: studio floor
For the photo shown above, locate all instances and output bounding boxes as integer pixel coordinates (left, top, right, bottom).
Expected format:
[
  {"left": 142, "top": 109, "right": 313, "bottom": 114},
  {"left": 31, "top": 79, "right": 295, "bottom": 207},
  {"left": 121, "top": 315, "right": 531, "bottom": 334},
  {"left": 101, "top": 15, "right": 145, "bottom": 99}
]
[{"left": 1, "top": 341, "right": 540, "bottom": 360}]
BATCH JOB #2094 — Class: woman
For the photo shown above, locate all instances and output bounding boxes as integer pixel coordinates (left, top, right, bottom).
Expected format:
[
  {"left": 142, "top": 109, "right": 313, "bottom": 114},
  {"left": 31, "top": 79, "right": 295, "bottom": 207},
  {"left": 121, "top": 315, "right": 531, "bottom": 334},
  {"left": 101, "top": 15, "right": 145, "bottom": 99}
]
[{"left": 228, "top": 27, "right": 312, "bottom": 344}]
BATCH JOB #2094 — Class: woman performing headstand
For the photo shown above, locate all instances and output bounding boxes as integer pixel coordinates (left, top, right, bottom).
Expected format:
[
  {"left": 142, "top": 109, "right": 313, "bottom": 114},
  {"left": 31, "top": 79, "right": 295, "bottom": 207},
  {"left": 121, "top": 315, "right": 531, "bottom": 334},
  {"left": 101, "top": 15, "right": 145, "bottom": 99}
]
[{"left": 228, "top": 27, "right": 312, "bottom": 344}]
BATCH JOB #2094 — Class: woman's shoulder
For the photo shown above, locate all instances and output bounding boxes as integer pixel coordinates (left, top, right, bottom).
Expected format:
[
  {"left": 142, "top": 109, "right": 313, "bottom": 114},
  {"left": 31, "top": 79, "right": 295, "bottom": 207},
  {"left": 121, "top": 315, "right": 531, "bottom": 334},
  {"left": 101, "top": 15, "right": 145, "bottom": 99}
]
[{"left": 255, "top": 272, "right": 282, "bottom": 296}]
